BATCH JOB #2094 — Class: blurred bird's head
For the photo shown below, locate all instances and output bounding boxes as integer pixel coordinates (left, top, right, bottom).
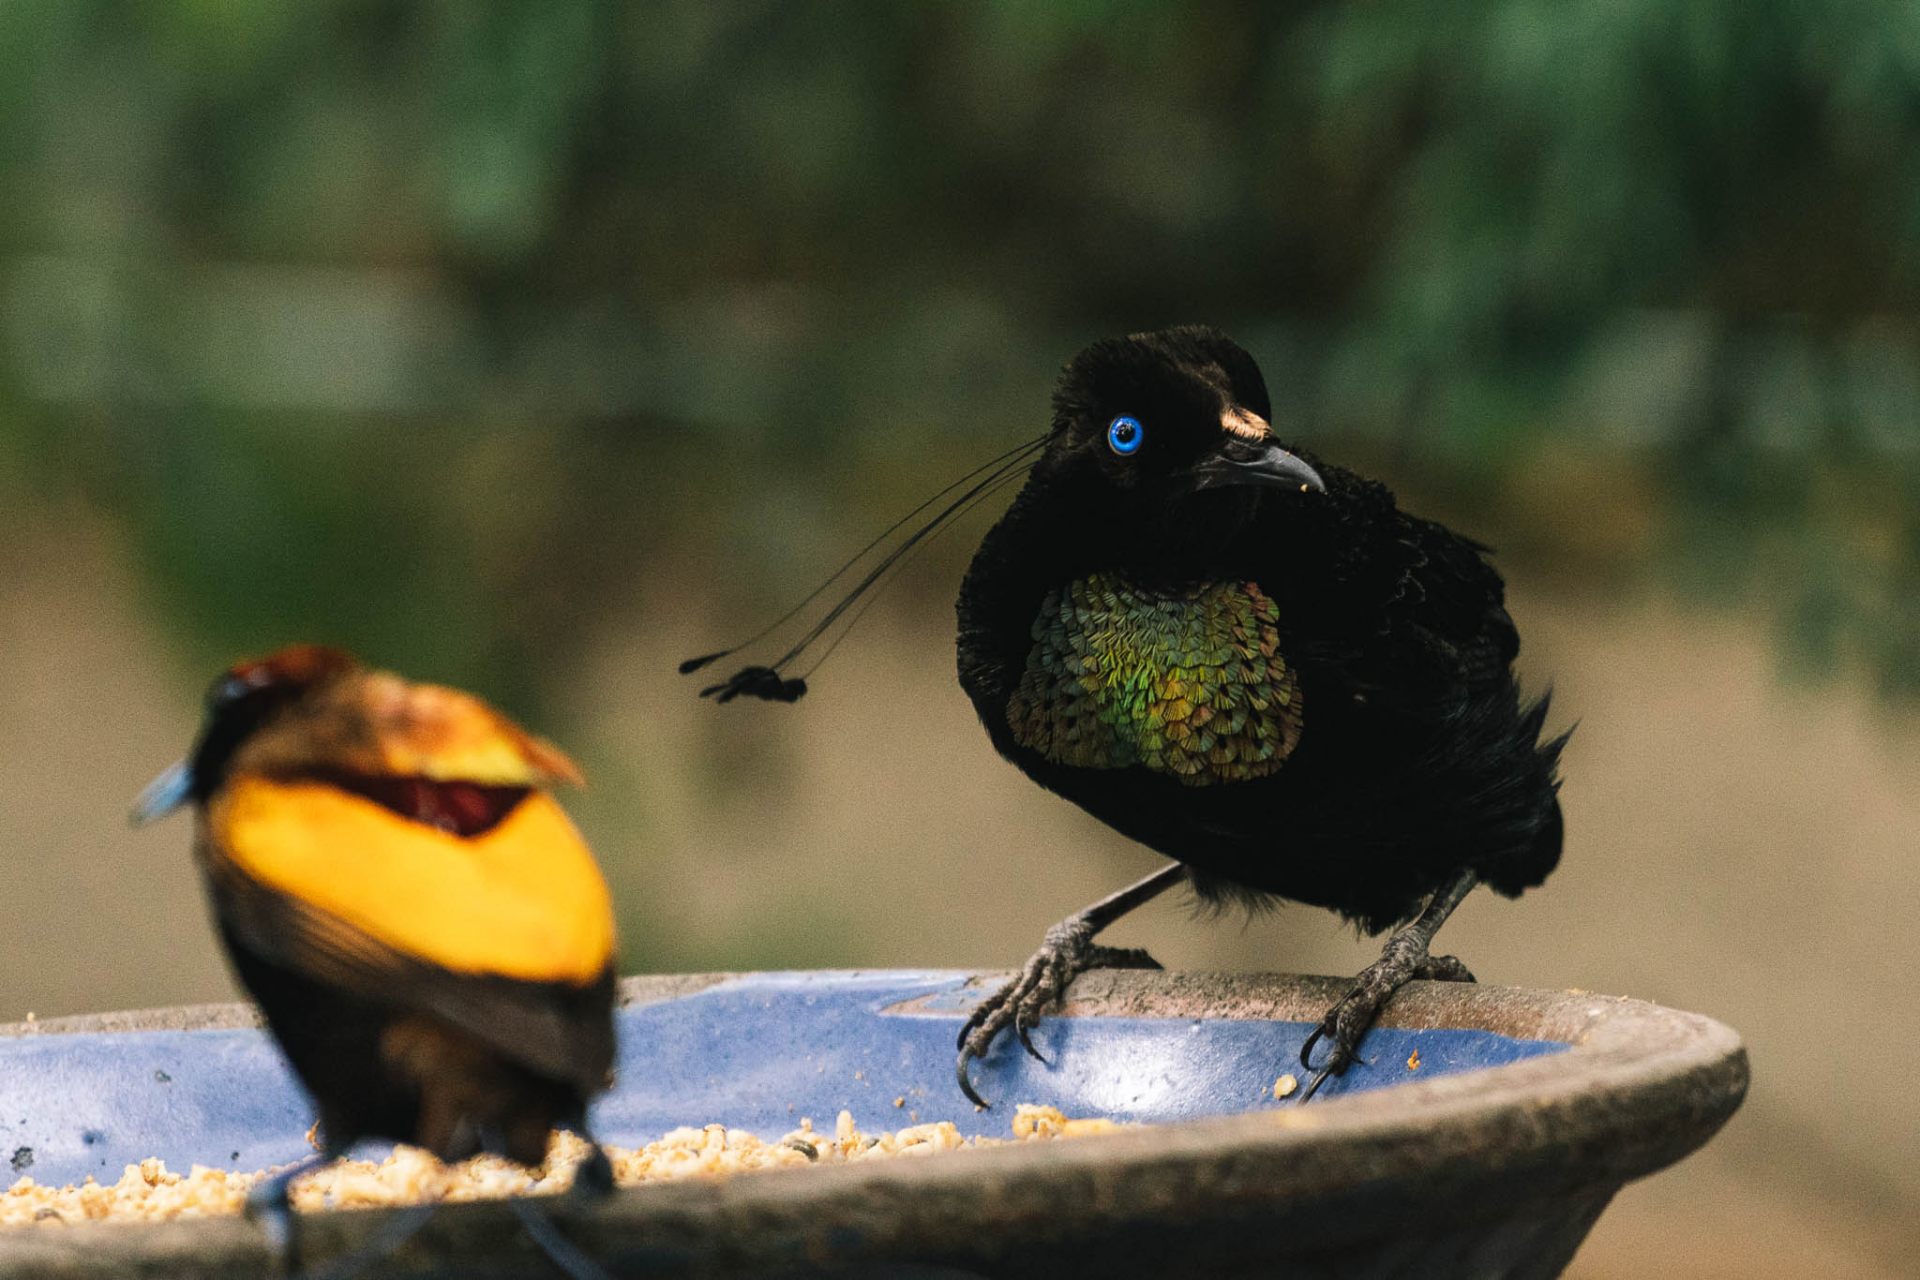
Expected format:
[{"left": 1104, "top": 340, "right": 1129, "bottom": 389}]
[
  {"left": 1030, "top": 325, "right": 1325, "bottom": 561},
  {"left": 132, "top": 644, "right": 582, "bottom": 833}
]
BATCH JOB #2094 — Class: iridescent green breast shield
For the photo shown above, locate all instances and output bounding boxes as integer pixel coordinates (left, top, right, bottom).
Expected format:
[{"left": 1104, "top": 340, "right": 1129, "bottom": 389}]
[{"left": 1006, "top": 574, "right": 1302, "bottom": 785}]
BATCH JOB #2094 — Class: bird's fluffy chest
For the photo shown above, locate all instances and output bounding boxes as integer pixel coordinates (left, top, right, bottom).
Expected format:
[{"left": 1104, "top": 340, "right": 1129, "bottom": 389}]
[{"left": 1005, "top": 574, "right": 1302, "bottom": 785}]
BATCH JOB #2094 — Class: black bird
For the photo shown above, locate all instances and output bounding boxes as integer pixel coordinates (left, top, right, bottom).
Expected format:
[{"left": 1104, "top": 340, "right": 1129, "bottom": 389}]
[{"left": 687, "top": 326, "right": 1566, "bottom": 1106}]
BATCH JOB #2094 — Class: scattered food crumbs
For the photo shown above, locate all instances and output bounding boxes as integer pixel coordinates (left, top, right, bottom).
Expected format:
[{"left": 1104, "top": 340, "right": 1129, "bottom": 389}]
[
  {"left": 853, "top": 1071, "right": 863, "bottom": 1081},
  {"left": 1406, "top": 1049, "right": 1421, "bottom": 1071},
  {"left": 1010, "top": 1105, "right": 1125, "bottom": 1139},
  {"left": 1, "top": 1108, "right": 1130, "bottom": 1228},
  {"left": 1272, "top": 1074, "right": 1298, "bottom": 1100},
  {"left": 893, "top": 1097, "right": 905, "bottom": 1108}
]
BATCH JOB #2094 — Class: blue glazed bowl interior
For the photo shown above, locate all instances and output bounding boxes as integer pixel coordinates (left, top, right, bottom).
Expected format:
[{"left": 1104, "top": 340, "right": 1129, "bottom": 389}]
[{"left": 1, "top": 971, "right": 1563, "bottom": 1187}]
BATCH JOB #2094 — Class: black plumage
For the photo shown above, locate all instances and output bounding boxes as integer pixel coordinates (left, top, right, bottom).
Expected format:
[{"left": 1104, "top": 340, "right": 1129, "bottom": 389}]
[
  {"left": 957, "top": 389, "right": 1561, "bottom": 927},
  {"left": 693, "top": 325, "right": 1567, "bottom": 1105}
]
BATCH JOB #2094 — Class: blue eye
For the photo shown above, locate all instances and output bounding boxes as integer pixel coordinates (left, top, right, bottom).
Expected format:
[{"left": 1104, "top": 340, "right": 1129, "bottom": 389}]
[{"left": 1107, "top": 415, "right": 1144, "bottom": 456}]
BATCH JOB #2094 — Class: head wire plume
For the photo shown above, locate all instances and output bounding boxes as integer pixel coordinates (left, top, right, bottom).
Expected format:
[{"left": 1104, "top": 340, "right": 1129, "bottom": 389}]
[{"left": 680, "top": 435, "right": 1046, "bottom": 702}]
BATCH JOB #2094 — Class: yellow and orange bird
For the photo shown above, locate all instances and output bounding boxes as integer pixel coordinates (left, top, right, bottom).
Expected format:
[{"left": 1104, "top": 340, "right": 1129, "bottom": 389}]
[{"left": 133, "top": 644, "right": 618, "bottom": 1254}]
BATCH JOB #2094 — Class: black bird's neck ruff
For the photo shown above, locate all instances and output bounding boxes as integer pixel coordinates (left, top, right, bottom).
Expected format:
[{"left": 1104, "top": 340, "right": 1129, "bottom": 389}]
[
  {"left": 975, "top": 453, "right": 1282, "bottom": 606},
  {"left": 681, "top": 434, "right": 1046, "bottom": 703}
]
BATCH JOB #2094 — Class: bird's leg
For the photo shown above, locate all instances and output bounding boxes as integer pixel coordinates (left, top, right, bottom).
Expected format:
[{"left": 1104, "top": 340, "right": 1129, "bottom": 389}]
[
  {"left": 956, "top": 862, "right": 1187, "bottom": 1107},
  {"left": 1298, "top": 870, "right": 1479, "bottom": 1102},
  {"left": 245, "top": 1151, "right": 335, "bottom": 1273},
  {"left": 251, "top": 1144, "right": 444, "bottom": 1280},
  {"left": 507, "top": 1197, "right": 612, "bottom": 1280},
  {"left": 295, "top": 1206, "right": 437, "bottom": 1280},
  {"left": 477, "top": 1126, "right": 613, "bottom": 1280},
  {"left": 565, "top": 1129, "right": 615, "bottom": 1204}
]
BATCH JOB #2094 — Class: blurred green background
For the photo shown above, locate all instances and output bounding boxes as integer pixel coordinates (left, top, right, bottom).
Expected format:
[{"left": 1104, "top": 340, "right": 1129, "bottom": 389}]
[{"left": 1, "top": 3, "right": 1915, "bottom": 1275}]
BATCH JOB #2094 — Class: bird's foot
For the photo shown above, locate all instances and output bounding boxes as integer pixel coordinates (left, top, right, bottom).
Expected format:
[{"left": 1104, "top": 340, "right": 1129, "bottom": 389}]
[
  {"left": 246, "top": 1150, "right": 436, "bottom": 1280},
  {"left": 245, "top": 1155, "right": 325, "bottom": 1274},
  {"left": 955, "top": 917, "right": 1161, "bottom": 1108},
  {"left": 1296, "top": 939, "right": 1474, "bottom": 1102},
  {"left": 295, "top": 1207, "right": 436, "bottom": 1280},
  {"left": 568, "top": 1142, "right": 614, "bottom": 1204},
  {"left": 508, "top": 1196, "right": 613, "bottom": 1280}
]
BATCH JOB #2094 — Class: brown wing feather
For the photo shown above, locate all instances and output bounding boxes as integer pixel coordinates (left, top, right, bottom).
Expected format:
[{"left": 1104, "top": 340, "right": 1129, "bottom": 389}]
[{"left": 205, "top": 853, "right": 615, "bottom": 1093}]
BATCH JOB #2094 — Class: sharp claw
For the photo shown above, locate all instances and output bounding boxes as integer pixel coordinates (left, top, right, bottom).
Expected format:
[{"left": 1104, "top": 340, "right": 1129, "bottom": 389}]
[
  {"left": 956, "top": 1054, "right": 990, "bottom": 1109},
  {"left": 1294, "top": 932, "right": 1469, "bottom": 1104},
  {"left": 957, "top": 989, "right": 1019, "bottom": 1109},
  {"left": 956, "top": 998, "right": 998, "bottom": 1052},
  {"left": 1298, "top": 1025, "right": 1326, "bottom": 1071},
  {"left": 1015, "top": 1010, "right": 1046, "bottom": 1063},
  {"left": 956, "top": 1003, "right": 985, "bottom": 1041},
  {"left": 1301, "top": 1018, "right": 1373, "bottom": 1080},
  {"left": 954, "top": 917, "right": 1144, "bottom": 1104}
]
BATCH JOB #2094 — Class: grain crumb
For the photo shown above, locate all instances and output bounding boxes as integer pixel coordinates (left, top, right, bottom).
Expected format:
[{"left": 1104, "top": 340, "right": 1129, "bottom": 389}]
[
  {"left": 3, "top": 1107, "right": 1127, "bottom": 1229},
  {"left": 1272, "top": 1074, "right": 1298, "bottom": 1100}
]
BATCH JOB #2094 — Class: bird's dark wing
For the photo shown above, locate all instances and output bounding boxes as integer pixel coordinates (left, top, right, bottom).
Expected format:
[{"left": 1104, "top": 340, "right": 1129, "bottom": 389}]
[
  {"left": 1277, "top": 479, "right": 1521, "bottom": 717},
  {"left": 1384, "top": 515, "right": 1519, "bottom": 694},
  {"left": 204, "top": 845, "right": 615, "bottom": 1093}
]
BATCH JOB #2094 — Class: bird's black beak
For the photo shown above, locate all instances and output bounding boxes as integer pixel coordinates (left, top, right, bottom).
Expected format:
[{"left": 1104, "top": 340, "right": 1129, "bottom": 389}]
[
  {"left": 130, "top": 760, "right": 193, "bottom": 826},
  {"left": 1183, "top": 427, "right": 1326, "bottom": 496}
]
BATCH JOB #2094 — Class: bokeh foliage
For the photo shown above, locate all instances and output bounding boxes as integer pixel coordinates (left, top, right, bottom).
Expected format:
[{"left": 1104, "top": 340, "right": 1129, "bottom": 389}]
[{"left": 2, "top": 0, "right": 1917, "bottom": 708}]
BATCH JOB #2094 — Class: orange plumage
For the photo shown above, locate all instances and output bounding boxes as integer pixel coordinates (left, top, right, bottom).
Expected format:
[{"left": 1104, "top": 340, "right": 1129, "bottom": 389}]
[{"left": 137, "top": 645, "right": 618, "bottom": 1171}]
